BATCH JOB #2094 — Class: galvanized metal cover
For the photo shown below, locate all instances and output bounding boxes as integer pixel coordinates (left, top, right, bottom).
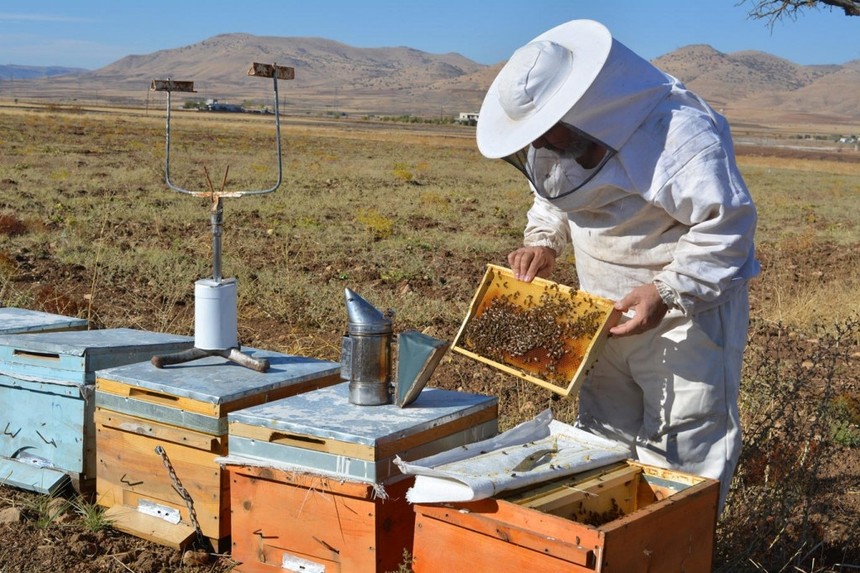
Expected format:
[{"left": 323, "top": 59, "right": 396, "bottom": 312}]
[
  {"left": 228, "top": 382, "right": 497, "bottom": 446},
  {"left": 97, "top": 348, "right": 339, "bottom": 405},
  {"left": 0, "top": 328, "right": 194, "bottom": 384},
  {"left": 0, "top": 328, "right": 192, "bottom": 357},
  {"left": 0, "top": 308, "right": 88, "bottom": 334}
]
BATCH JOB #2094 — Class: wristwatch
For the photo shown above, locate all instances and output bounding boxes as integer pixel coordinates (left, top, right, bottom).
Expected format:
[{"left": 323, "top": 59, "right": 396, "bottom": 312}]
[{"left": 653, "top": 280, "right": 680, "bottom": 310}]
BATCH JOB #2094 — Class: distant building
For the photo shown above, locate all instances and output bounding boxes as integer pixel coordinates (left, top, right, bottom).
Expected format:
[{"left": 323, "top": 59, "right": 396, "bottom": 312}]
[
  {"left": 205, "top": 98, "right": 244, "bottom": 113},
  {"left": 455, "top": 112, "right": 479, "bottom": 126}
]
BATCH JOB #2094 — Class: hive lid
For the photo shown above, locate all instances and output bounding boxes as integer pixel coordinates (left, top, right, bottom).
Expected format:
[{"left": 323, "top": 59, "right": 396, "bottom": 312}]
[
  {"left": 228, "top": 381, "right": 497, "bottom": 446},
  {"left": 452, "top": 264, "right": 620, "bottom": 397},
  {"left": 0, "top": 328, "right": 194, "bottom": 384},
  {"left": 0, "top": 308, "right": 88, "bottom": 334},
  {"left": 95, "top": 349, "right": 340, "bottom": 435},
  {"left": 96, "top": 348, "right": 339, "bottom": 404}
]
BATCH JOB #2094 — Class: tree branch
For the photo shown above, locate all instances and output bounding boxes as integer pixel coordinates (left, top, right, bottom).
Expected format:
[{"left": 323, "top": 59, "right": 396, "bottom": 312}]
[{"left": 742, "top": 0, "right": 860, "bottom": 25}]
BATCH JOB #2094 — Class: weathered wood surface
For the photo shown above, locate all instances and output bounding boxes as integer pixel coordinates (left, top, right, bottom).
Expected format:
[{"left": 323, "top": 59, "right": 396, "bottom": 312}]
[
  {"left": 412, "top": 461, "right": 719, "bottom": 573},
  {"left": 229, "top": 465, "right": 414, "bottom": 573}
]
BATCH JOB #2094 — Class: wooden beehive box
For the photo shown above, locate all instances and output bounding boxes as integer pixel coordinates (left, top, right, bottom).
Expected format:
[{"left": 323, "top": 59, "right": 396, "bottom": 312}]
[
  {"left": 452, "top": 264, "right": 620, "bottom": 396},
  {"left": 412, "top": 460, "right": 719, "bottom": 573},
  {"left": 224, "top": 382, "right": 499, "bottom": 572},
  {"left": 94, "top": 349, "right": 340, "bottom": 552},
  {"left": 0, "top": 307, "right": 88, "bottom": 334},
  {"left": 0, "top": 328, "right": 193, "bottom": 495}
]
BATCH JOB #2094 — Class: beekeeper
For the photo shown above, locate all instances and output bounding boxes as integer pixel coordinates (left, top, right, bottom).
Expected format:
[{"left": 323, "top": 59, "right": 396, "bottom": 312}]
[{"left": 476, "top": 19, "right": 759, "bottom": 513}]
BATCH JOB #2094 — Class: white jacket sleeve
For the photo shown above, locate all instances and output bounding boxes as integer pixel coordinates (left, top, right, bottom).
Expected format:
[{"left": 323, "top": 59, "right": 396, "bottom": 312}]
[
  {"left": 649, "top": 144, "right": 758, "bottom": 313},
  {"left": 523, "top": 190, "right": 571, "bottom": 256}
]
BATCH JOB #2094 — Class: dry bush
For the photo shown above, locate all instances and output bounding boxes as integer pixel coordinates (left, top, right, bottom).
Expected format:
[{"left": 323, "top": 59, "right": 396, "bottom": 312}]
[
  {"left": 0, "top": 212, "right": 28, "bottom": 237},
  {"left": 716, "top": 317, "right": 860, "bottom": 571}
]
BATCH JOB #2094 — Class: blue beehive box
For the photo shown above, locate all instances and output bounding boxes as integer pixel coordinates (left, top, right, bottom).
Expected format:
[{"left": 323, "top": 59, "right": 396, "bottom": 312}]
[
  {"left": 0, "top": 307, "right": 88, "bottom": 334},
  {"left": 93, "top": 349, "right": 341, "bottom": 551},
  {"left": 0, "top": 328, "right": 193, "bottom": 495}
]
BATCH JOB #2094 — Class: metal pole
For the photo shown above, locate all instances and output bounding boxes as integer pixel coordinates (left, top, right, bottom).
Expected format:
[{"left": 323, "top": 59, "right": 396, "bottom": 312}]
[{"left": 211, "top": 196, "right": 223, "bottom": 282}]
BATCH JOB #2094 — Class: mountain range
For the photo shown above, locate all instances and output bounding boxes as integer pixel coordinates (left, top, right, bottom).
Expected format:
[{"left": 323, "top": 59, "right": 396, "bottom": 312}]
[{"left": 6, "top": 33, "right": 859, "bottom": 125}]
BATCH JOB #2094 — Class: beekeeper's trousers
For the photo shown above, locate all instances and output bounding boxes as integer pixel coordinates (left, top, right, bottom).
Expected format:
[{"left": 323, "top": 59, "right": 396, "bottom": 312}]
[{"left": 576, "top": 286, "right": 749, "bottom": 515}]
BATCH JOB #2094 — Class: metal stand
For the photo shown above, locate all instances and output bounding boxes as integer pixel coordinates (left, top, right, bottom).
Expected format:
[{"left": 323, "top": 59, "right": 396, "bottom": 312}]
[
  {"left": 151, "top": 346, "right": 269, "bottom": 373},
  {"left": 148, "top": 63, "right": 294, "bottom": 372}
]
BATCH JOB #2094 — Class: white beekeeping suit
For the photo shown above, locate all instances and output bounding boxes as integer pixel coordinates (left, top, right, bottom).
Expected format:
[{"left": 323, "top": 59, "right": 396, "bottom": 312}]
[{"left": 476, "top": 19, "right": 759, "bottom": 514}]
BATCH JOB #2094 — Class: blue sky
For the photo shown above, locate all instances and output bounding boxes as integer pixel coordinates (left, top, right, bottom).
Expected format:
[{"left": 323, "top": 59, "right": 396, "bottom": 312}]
[{"left": 1, "top": 0, "right": 858, "bottom": 70}]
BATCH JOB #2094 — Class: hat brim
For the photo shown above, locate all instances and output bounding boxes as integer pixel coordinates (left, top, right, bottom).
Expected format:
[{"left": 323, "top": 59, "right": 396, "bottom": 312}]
[{"left": 476, "top": 20, "right": 613, "bottom": 159}]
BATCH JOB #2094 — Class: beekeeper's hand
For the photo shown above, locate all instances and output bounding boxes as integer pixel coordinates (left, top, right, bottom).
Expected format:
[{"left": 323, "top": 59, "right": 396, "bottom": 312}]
[
  {"left": 508, "top": 246, "right": 556, "bottom": 282},
  {"left": 610, "top": 284, "right": 668, "bottom": 337}
]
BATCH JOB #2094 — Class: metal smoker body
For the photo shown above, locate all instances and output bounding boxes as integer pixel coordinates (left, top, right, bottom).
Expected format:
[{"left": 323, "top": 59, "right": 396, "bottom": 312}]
[
  {"left": 341, "top": 288, "right": 393, "bottom": 405},
  {"left": 148, "top": 64, "right": 294, "bottom": 373},
  {"left": 340, "top": 288, "right": 451, "bottom": 407}
]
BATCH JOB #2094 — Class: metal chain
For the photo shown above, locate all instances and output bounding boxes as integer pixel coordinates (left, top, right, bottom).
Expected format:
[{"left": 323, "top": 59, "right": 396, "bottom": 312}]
[{"left": 154, "top": 445, "right": 210, "bottom": 551}]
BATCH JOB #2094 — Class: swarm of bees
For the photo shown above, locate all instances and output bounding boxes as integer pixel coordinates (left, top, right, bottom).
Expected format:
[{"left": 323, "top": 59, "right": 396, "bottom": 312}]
[
  {"left": 577, "top": 497, "right": 625, "bottom": 526},
  {"left": 462, "top": 283, "right": 605, "bottom": 383}
]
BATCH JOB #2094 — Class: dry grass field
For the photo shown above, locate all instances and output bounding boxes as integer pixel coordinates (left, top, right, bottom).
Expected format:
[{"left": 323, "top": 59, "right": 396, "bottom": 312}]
[{"left": 0, "top": 101, "right": 858, "bottom": 572}]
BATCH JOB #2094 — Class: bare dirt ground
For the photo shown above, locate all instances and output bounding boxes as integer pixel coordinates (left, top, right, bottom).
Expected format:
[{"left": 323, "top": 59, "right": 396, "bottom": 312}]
[{"left": 0, "top": 140, "right": 858, "bottom": 572}]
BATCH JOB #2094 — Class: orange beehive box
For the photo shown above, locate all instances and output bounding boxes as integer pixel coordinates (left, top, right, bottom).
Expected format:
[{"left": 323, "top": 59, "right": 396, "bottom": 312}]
[
  {"left": 412, "top": 460, "right": 719, "bottom": 573},
  {"left": 223, "top": 382, "right": 499, "bottom": 572},
  {"left": 93, "top": 350, "right": 340, "bottom": 551},
  {"left": 227, "top": 467, "right": 414, "bottom": 573},
  {"left": 452, "top": 264, "right": 620, "bottom": 396}
]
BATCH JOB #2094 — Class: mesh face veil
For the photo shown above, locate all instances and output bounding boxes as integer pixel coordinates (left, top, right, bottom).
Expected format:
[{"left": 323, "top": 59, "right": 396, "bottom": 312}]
[{"left": 501, "top": 122, "right": 616, "bottom": 201}]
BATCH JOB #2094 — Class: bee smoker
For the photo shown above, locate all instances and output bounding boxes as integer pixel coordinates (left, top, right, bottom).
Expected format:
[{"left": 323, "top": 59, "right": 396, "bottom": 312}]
[
  {"left": 340, "top": 288, "right": 451, "bottom": 407},
  {"left": 341, "top": 288, "right": 394, "bottom": 405}
]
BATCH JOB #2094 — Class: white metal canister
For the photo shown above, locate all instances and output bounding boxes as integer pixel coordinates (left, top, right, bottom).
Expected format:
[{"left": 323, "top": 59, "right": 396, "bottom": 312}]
[{"left": 194, "top": 278, "right": 239, "bottom": 350}]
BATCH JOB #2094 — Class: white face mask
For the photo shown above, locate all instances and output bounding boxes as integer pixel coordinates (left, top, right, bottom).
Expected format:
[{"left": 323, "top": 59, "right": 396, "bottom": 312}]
[{"left": 502, "top": 123, "right": 616, "bottom": 200}]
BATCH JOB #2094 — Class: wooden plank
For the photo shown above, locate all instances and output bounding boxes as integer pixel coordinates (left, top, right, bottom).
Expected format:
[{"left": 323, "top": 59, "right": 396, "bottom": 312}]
[
  {"left": 233, "top": 549, "right": 337, "bottom": 573},
  {"left": 229, "top": 470, "right": 413, "bottom": 573},
  {"left": 96, "top": 412, "right": 229, "bottom": 539},
  {"left": 96, "top": 378, "right": 218, "bottom": 417},
  {"left": 247, "top": 62, "right": 295, "bottom": 80},
  {"left": 97, "top": 476, "right": 230, "bottom": 541},
  {"left": 97, "top": 409, "right": 219, "bottom": 451},
  {"left": 415, "top": 504, "right": 595, "bottom": 566},
  {"left": 149, "top": 79, "right": 195, "bottom": 92},
  {"left": 414, "top": 500, "right": 603, "bottom": 555},
  {"left": 412, "top": 511, "right": 593, "bottom": 573},
  {"left": 227, "top": 465, "right": 382, "bottom": 499},
  {"left": 119, "top": 488, "right": 229, "bottom": 545},
  {"left": 512, "top": 463, "right": 640, "bottom": 514},
  {"left": 104, "top": 505, "right": 195, "bottom": 550},
  {"left": 0, "top": 458, "right": 71, "bottom": 495},
  {"left": 229, "top": 423, "right": 375, "bottom": 460},
  {"left": 599, "top": 479, "right": 718, "bottom": 572},
  {"left": 0, "top": 382, "right": 87, "bottom": 473}
]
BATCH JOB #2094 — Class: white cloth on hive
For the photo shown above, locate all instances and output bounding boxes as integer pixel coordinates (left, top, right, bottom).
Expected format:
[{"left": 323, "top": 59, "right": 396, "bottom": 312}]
[{"left": 395, "top": 409, "right": 629, "bottom": 504}]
